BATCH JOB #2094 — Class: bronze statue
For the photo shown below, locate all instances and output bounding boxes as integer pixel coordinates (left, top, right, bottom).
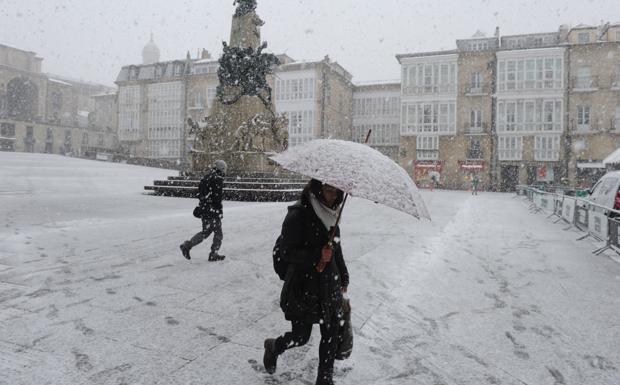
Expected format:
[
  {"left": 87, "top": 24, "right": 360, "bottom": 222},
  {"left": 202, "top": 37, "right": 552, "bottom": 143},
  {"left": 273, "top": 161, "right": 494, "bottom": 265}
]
[
  {"left": 233, "top": 0, "right": 257, "bottom": 17},
  {"left": 216, "top": 41, "right": 280, "bottom": 110}
]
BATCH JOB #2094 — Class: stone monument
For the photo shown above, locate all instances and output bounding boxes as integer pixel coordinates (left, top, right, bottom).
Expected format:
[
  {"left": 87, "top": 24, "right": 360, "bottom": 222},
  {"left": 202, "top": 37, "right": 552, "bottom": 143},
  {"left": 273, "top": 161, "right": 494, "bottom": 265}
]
[{"left": 189, "top": 0, "right": 288, "bottom": 175}]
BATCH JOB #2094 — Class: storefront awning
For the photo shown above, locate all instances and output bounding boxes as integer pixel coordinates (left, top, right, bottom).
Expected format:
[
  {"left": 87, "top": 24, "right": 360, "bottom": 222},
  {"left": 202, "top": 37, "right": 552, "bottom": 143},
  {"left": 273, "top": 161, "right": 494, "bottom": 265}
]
[
  {"left": 415, "top": 163, "right": 441, "bottom": 169},
  {"left": 458, "top": 160, "right": 485, "bottom": 171},
  {"left": 577, "top": 162, "right": 605, "bottom": 169},
  {"left": 460, "top": 164, "right": 484, "bottom": 170},
  {"left": 603, "top": 147, "right": 620, "bottom": 165}
]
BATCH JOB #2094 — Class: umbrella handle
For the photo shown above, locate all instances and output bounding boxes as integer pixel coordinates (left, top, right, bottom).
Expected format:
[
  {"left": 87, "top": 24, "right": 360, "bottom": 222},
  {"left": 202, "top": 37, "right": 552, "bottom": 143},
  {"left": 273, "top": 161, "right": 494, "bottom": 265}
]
[
  {"left": 316, "top": 129, "right": 370, "bottom": 273},
  {"left": 317, "top": 193, "right": 349, "bottom": 273}
]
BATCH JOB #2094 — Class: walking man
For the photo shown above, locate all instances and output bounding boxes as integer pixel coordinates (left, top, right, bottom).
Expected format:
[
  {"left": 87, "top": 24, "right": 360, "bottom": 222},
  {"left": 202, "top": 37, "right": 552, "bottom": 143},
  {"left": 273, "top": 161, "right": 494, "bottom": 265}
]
[
  {"left": 472, "top": 174, "right": 480, "bottom": 196},
  {"left": 180, "top": 160, "right": 227, "bottom": 261}
]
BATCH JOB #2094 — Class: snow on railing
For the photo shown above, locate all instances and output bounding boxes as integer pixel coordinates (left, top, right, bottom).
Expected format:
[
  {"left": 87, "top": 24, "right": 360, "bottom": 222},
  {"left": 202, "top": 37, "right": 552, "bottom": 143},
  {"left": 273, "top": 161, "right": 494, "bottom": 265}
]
[{"left": 516, "top": 185, "right": 620, "bottom": 256}]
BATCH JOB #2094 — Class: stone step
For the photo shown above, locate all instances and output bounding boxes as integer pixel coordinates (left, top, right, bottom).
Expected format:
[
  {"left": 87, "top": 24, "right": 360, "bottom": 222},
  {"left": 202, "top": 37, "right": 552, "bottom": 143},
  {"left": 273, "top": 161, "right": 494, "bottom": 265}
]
[
  {"left": 156, "top": 179, "right": 307, "bottom": 188},
  {"left": 167, "top": 175, "right": 307, "bottom": 183},
  {"left": 144, "top": 185, "right": 301, "bottom": 202}
]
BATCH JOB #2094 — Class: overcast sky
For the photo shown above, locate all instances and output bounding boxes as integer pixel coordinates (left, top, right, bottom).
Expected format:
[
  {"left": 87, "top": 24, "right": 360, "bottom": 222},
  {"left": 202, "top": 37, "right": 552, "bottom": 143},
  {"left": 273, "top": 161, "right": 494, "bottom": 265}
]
[{"left": 1, "top": 0, "right": 618, "bottom": 87}]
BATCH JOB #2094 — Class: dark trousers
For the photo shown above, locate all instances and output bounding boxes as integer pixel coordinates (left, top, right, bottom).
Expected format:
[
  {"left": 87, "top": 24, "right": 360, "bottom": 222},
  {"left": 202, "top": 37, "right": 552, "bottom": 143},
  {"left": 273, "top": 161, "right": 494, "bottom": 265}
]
[
  {"left": 187, "top": 215, "right": 222, "bottom": 253},
  {"left": 274, "top": 317, "right": 341, "bottom": 382}
]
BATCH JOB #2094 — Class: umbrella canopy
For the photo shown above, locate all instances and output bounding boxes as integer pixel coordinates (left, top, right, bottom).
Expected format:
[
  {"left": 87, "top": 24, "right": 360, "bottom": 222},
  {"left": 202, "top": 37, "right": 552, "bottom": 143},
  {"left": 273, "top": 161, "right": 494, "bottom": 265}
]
[
  {"left": 428, "top": 170, "right": 440, "bottom": 180},
  {"left": 270, "top": 139, "right": 431, "bottom": 220}
]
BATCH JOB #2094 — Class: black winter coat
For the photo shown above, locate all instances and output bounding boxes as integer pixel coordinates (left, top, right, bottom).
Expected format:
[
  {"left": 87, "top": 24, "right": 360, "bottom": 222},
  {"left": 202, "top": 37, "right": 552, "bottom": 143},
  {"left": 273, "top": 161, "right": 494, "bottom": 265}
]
[
  {"left": 198, "top": 168, "right": 224, "bottom": 218},
  {"left": 279, "top": 191, "right": 349, "bottom": 325}
]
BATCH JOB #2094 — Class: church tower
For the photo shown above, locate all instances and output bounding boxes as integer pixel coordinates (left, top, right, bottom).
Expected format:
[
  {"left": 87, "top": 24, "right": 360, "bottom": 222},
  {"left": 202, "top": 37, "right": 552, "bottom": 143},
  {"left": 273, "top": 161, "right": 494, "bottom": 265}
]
[{"left": 142, "top": 33, "right": 160, "bottom": 65}]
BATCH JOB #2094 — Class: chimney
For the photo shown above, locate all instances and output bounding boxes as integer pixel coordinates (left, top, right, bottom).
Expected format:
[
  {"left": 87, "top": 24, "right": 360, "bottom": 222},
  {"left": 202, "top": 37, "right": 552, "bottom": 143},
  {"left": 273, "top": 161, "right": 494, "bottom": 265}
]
[
  {"left": 558, "top": 24, "right": 570, "bottom": 43},
  {"left": 494, "top": 26, "right": 500, "bottom": 38}
]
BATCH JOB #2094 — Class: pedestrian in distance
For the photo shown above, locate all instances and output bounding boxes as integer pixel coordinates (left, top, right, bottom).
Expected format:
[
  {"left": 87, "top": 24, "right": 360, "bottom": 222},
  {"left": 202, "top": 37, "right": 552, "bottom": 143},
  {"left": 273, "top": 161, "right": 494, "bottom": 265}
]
[
  {"left": 180, "top": 160, "right": 227, "bottom": 262},
  {"left": 263, "top": 179, "right": 349, "bottom": 385},
  {"left": 472, "top": 174, "right": 480, "bottom": 196}
]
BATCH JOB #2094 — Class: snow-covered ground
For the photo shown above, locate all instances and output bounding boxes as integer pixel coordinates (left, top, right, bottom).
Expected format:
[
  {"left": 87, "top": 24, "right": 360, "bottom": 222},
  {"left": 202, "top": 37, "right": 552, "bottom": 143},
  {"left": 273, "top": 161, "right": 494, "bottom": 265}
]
[{"left": 1, "top": 152, "right": 619, "bottom": 385}]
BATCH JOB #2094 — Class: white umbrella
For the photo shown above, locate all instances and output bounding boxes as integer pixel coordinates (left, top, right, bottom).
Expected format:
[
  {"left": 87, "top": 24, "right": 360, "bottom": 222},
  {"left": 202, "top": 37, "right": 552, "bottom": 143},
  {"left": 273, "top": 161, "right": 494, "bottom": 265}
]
[{"left": 270, "top": 139, "right": 430, "bottom": 220}]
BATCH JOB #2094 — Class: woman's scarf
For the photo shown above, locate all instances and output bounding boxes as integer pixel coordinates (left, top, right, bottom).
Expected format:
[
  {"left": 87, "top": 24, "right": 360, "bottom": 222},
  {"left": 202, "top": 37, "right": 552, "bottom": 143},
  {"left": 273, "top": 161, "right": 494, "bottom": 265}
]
[{"left": 309, "top": 192, "right": 339, "bottom": 230}]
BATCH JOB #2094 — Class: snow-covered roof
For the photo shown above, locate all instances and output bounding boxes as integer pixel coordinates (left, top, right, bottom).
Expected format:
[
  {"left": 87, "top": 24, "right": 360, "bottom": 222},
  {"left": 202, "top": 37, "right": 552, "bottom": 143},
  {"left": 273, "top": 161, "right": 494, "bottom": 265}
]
[
  {"left": 572, "top": 24, "right": 596, "bottom": 30},
  {"left": 194, "top": 59, "right": 218, "bottom": 64},
  {"left": 91, "top": 92, "right": 117, "bottom": 98},
  {"left": 603, "top": 147, "right": 620, "bottom": 164},
  {"left": 353, "top": 80, "right": 400, "bottom": 88},
  {"left": 577, "top": 162, "right": 605, "bottom": 169},
  {"left": 396, "top": 50, "right": 459, "bottom": 62},
  {"left": 48, "top": 78, "right": 72, "bottom": 86}
]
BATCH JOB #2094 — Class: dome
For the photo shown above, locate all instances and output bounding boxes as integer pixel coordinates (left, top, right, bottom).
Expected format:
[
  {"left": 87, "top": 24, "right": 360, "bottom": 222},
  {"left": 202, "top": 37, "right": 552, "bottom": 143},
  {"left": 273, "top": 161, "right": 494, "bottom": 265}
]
[{"left": 142, "top": 33, "right": 160, "bottom": 65}]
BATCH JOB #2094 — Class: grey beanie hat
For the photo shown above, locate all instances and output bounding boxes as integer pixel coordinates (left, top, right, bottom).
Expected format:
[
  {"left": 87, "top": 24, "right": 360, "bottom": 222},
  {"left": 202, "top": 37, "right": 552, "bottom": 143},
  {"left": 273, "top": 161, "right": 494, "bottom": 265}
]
[{"left": 214, "top": 159, "right": 227, "bottom": 173}]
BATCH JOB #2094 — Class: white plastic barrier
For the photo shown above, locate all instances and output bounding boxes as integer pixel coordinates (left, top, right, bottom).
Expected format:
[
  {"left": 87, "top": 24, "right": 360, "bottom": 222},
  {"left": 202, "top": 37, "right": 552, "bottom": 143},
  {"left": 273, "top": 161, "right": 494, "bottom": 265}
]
[
  {"left": 533, "top": 192, "right": 543, "bottom": 209},
  {"left": 574, "top": 201, "right": 589, "bottom": 232},
  {"left": 540, "top": 195, "right": 551, "bottom": 211},
  {"left": 553, "top": 195, "right": 564, "bottom": 216},
  {"left": 561, "top": 197, "right": 576, "bottom": 224},
  {"left": 588, "top": 208, "right": 609, "bottom": 241}
]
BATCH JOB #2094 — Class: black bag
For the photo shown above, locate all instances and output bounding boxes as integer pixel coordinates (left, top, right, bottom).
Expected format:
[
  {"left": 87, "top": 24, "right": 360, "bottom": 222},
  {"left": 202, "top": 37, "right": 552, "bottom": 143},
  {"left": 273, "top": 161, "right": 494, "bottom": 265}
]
[
  {"left": 192, "top": 205, "right": 203, "bottom": 218},
  {"left": 272, "top": 235, "right": 289, "bottom": 280},
  {"left": 336, "top": 297, "right": 353, "bottom": 360}
]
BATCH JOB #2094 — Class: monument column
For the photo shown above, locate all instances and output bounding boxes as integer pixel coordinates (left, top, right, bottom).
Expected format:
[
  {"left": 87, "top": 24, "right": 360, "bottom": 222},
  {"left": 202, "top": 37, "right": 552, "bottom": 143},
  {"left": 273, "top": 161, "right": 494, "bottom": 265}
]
[{"left": 189, "top": 0, "right": 288, "bottom": 175}]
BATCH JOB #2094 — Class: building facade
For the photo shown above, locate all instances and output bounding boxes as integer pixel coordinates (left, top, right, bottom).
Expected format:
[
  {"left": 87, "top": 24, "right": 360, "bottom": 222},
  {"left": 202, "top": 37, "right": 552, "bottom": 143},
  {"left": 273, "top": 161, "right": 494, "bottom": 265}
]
[
  {"left": 454, "top": 34, "right": 498, "bottom": 190},
  {"left": 396, "top": 23, "right": 620, "bottom": 191},
  {"left": 495, "top": 45, "right": 566, "bottom": 190},
  {"left": 396, "top": 51, "right": 459, "bottom": 188},
  {"left": 566, "top": 23, "right": 620, "bottom": 187},
  {"left": 0, "top": 43, "right": 117, "bottom": 156},
  {"left": 115, "top": 48, "right": 191, "bottom": 160}
]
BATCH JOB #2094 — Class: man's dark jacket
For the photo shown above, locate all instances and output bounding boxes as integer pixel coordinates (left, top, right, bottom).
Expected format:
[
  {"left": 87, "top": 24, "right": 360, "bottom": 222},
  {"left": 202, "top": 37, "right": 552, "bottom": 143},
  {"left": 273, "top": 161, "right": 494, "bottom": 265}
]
[{"left": 198, "top": 168, "right": 224, "bottom": 218}]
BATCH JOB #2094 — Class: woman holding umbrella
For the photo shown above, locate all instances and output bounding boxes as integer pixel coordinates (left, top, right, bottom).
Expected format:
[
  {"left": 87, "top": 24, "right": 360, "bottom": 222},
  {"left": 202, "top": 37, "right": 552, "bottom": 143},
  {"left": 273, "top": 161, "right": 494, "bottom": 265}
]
[{"left": 263, "top": 179, "right": 349, "bottom": 385}]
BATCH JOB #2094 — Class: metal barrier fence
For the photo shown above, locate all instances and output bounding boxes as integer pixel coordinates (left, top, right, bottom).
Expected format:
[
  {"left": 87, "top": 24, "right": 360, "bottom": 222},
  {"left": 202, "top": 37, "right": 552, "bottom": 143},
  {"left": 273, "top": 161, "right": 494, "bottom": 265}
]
[{"left": 516, "top": 185, "right": 620, "bottom": 256}]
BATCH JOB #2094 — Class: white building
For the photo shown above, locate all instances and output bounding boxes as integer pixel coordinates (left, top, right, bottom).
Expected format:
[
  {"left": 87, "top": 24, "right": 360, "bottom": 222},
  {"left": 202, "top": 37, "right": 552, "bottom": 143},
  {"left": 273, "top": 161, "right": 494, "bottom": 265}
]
[
  {"left": 495, "top": 45, "right": 566, "bottom": 182},
  {"left": 274, "top": 65, "right": 317, "bottom": 147},
  {"left": 397, "top": 52, "right": 458, "bottom": 161},
  {"left": 352, "top": 82, "right": 401, "bottom": 160},
  {"left": 274, "top": 57, "right": 354, "bottom": 147}
]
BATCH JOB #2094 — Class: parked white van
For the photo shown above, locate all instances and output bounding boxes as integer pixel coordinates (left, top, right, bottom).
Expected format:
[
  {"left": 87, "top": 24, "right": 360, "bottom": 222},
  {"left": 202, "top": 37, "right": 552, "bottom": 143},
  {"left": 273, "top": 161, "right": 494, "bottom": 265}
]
[
  {"left": 583, "top": 171, "right": 620, "bottom": 241},
  {"left": 587, "top": 171, "right": 620, "bottom": 211}
]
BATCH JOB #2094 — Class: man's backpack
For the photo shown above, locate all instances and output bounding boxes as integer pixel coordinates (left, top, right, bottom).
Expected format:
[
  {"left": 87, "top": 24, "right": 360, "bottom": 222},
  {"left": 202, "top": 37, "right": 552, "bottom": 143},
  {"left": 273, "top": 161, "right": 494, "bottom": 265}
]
[{"left": 272, "top": 235, "right": 289, "bottom": 280}]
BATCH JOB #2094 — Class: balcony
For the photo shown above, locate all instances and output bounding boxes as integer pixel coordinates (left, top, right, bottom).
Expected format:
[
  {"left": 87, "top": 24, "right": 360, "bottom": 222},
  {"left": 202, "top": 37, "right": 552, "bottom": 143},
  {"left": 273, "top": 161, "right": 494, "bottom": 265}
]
[
  {"left": 608, "top": 118, "right": 620, "bottom": 133},
  {"left": 188, "top": 105, "right": 205, "bottom": 111},
  {"left": 571, "top": 76, "right": 599, "bottom": 92},
  {"left": 534, "top": 150, "right": 560, "bottom": 162},
  {"left": 416, "top": 149, "right": 439, "bottom": 160},
  {"left": 463, "top": 122, "right": 488, "bottom": 134},
  {"left": 464, "top": 84, "right": 491, "bottom": 96},
  {"left": 466, "top": 151, "right": 484, "bottom": 160},
  {"left": 403, "top": 84, "right": 456, "bottom": 96},
  {"left": 572, "top": 119, "right": 598, "bottom": 134}
]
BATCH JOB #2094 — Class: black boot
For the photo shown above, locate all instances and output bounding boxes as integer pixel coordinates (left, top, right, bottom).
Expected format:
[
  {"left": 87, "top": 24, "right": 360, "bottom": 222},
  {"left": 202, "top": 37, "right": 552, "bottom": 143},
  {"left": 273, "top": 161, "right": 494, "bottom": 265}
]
[
  {"left": 316, "top": 368, "right": 335, "bottom": 385},
  {"left": 263, "top": 338, "right": 278, "bottom": 374},
  {"left": 180, "top": 242, "right": 191, "bottom": 260},
  {"left": 208, "top": 251, "right": 225, "bottom": 261}
]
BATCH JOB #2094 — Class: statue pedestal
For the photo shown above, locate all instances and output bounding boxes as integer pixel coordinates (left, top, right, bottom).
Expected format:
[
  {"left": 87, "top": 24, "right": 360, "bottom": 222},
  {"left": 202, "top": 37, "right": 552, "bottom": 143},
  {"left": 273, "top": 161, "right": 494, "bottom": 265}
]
[
  {"left": 191, "top": 151, "right": 283, "bottom": 176},
  {"left": 188, "top": 3, "right": 288, "bottom": 178}
]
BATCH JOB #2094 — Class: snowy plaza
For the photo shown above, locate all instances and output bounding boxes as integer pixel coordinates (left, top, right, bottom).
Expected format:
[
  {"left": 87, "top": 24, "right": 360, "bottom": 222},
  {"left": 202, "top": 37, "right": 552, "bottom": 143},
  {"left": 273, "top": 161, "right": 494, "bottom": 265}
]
[{"left": 1, "top": 152, "right": 619, "bottom": 385}]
